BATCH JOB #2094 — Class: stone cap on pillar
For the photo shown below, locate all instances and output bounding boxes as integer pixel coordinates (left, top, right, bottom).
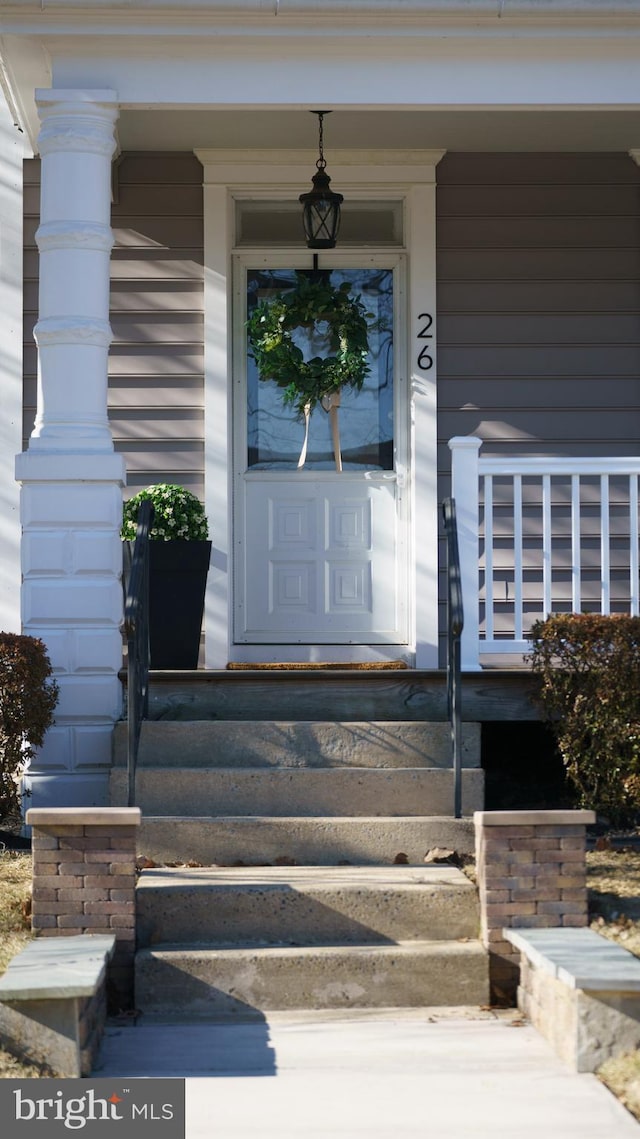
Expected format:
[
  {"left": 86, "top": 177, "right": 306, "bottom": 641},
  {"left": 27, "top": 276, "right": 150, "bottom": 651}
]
[
  {"left": 474, "top": 809, "right": 596, "bottom": 827},
  {"left": 27, "top": 807, "right": 141, "bottom": 827}
]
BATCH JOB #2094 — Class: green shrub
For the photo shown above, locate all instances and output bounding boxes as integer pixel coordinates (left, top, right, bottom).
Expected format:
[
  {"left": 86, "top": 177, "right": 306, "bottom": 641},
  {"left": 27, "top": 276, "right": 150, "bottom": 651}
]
[
  {"left": 529, "top": 615, "right": 640, "bottom": 825},
  {"left": 0, "top": 634, "right": 59, "bottom": 821},
  {"left": 121, "top": 484, "right": 209, "bottom": 542}
]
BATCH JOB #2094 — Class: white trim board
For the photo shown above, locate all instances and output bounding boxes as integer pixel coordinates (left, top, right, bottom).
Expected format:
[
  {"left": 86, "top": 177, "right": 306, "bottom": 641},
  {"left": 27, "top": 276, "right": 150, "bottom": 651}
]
[{"left": 199, "top": 151, "right": 441, "bottom": 667}]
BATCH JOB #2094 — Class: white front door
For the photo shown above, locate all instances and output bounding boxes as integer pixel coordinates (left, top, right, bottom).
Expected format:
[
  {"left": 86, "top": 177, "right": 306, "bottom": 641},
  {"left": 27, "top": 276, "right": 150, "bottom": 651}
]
[{"left": 232, "top": 254, "right": 409, "bottom": 658}]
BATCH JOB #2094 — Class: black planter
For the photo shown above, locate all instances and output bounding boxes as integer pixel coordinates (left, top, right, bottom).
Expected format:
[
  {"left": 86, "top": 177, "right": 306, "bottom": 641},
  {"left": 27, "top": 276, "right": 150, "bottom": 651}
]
[{"left": 146, "top": 541, "right": 212, "bottom": 669}]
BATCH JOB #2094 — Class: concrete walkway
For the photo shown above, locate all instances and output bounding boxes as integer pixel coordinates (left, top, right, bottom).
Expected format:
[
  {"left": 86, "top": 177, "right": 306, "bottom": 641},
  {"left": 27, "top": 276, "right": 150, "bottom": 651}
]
[{"left": 94, "top": 1008, "right": 640, "bottom": 1138}]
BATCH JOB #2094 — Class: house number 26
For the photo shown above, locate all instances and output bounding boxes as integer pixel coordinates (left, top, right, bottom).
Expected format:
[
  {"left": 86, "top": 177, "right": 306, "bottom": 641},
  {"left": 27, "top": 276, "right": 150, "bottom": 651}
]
[{"left": 416, "top": 312, "right": 434, "bottom": 370}]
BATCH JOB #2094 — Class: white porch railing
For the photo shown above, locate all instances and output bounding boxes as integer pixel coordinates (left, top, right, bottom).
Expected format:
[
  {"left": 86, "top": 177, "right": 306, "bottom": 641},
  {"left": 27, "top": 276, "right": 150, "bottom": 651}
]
[{"left": 449, "top": 436, "right": 640, "bottom": 670}]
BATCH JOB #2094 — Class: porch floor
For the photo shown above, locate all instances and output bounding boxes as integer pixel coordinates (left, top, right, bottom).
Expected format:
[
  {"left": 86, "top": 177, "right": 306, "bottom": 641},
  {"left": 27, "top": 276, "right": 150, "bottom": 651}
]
[{"left": 121, "top": 667, "right": 539, "bottom": 723}]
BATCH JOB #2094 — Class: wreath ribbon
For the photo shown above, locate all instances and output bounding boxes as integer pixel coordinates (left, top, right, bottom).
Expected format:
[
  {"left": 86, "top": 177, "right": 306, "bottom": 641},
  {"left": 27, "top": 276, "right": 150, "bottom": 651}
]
[
  {"left": 297, "top": 392, "right": 342, "bottom": 471},
  {"left": 321, "top": 390, "right": 342, "bottom": 472},
  {"left": 297, "top": 402, "right": 312, "bottom": 470}
]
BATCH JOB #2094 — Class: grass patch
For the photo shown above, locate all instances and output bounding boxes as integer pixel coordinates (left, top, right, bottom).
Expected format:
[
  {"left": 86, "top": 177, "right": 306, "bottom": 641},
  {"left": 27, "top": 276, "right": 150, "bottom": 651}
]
[
  {"left": 0, "top": 850, "right": 53, "bottom": 1078},
  {"left": 0, "top": 850, "right": 32, "bottom": 973},
  {"left": 587, "top": 848, "right": 640, "bottom": 914},
  {"left": 587, "top": 845, "right": 640, "bottom": 1120},
  {"left": 598, "top": 1051, "right": 640, "bottom": 1122},
  {"left": 588, "top": 847, "right": 640, "bottom": 956}
]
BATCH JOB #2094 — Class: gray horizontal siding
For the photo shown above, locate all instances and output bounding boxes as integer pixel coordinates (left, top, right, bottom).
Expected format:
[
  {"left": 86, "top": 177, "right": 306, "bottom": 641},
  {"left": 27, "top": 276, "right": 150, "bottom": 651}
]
[
  {"left": 438, "top": 279, "right": 640, "bottom": 312},
  {"left": 439, "top": 377, "right": 640, "bottom": 409},
  {"left": 113, "top": 154, "right": 205, "bottom": 185},
  {"left": 439, "top": 409, "right": 640, "bottom": 440},
  {"left": 437, "top": 150, "right": 640, "bottom": 470},
  {"left": 439, "top": 248, "right": 640, "bottom": 280},
  {"left": 439, "top": 313, "right": 640, "bottom": 344},
  {"left": 438, "top": 153, "right": 640, "bottom": 185},
  {"left": 439, "top": 215, "right": 640, "bottom": 248},
  {"left": 436, "top": 152, "right": 640, "bottom": 657},
  {"left": 439, "top": 182, "right": 640, "bottom": 216},
  {"left": 111, "top": 153, "right": 204, "bottom": 497},
  {"left": 439, "top": 345, "right": 640, "bottom": 377},
  {"left": 22, "top": 152, "right": 205, "bottom": 501}
]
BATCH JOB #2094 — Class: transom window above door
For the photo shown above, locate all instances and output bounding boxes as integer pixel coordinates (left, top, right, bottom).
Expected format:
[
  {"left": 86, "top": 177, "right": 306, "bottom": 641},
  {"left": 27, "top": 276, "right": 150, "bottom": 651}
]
[{"left": 235, "top": 199, "right": 404, "bottom": 247}]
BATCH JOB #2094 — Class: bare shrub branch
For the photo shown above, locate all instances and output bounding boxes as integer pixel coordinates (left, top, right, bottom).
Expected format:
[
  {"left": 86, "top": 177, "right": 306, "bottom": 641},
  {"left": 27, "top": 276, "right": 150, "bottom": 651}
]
[
  {"left": 529, "top": 615, "right": 640, "bottom": 826},
  {"left": 0, "top": 635, "right": 59, "bottom": 820}
]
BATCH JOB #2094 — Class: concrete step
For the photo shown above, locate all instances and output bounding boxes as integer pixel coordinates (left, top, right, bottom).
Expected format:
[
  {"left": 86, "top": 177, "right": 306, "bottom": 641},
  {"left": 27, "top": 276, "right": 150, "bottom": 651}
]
[
  {"left": 112, "top": 720, "right": 481, "bottom": 769},
  {"left": 138, "top": 815, "right": 476, "bottom": 865},
  {"left": 136, "top": 865, "right": 480, "bottom": 948},
  {"left": 112, "top": 766, "right": 483, "bottom": 817},
  {"left": 134, "top": 940, "right": 489, "bottom": 1017}
]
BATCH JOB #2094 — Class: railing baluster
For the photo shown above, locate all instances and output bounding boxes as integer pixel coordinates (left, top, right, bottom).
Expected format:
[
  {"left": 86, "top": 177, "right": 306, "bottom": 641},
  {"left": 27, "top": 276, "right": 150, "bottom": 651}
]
[
  {"left": 443, "top": 498, "right": 464, "bottom": 820},
  {"left": 600, "top": 474, "right": 611, "bottom": 615},
  {"left": 571, "top": 474, "right": 581, "bottom": 613},
  {"left": 449, "top": 436, "right": 482, "bottom": 671},
  {"left": 484, "top": 474, "right": 494, "bottom": 643},
  {"left": 542, "top": 474, "right": 552, "bottom": 618},
  {"left": 514, "top": 474, "right": 523, "bottom": 641},
  {"left": 631, "top": 474, "right": 639, "bottom": 616}
]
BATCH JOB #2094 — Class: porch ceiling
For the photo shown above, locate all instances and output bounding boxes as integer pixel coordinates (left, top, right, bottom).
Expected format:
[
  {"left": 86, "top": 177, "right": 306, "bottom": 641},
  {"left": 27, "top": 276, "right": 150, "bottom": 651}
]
[{"left": 116, "top": 107, "right": 640, "bottom": 153}]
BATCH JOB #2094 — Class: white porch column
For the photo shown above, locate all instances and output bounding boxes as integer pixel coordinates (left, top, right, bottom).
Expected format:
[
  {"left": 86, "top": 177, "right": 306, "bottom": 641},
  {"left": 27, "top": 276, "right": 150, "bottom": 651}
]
[
  {"left": 449, "top": 435, "right": 482, "bottom": 672},
  {"left": 15, "top": 89, "right": 126, "bottom": 809},
  {"left": 0, "top": 94, "right": 24, "bottom": 633}
]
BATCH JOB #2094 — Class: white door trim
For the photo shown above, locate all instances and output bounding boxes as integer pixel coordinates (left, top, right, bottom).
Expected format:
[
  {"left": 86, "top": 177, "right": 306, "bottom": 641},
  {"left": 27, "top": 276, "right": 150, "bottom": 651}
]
[
  {"left": 409, "top": 182, "right": 439, "bottom": 668},
  {"left": 202, "top": 181, "right": 233, "bottom": 668},
  {"left": 199, "top": 149, "right": 443, "bottom": 668}
]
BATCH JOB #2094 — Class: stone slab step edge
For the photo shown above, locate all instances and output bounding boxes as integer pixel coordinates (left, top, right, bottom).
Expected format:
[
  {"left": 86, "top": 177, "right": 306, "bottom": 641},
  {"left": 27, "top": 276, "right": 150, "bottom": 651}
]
[
  {"left": 143, "top": 672, "right": 537, "bottom": 724},
  {"left": 134, "top": 940, "right": 489, "bottom": 1016},
  {"left": 138, "top": 815, "right": 476, "bottom": 865},
  {"left": 135, "top": 865, "right": 480, "bottom": 947},
  {"left": 112, "top": 720, "right": 481, "bottom": 769},
  {"left": 112, "top": 767, "right": 484, "bottom": 817}
]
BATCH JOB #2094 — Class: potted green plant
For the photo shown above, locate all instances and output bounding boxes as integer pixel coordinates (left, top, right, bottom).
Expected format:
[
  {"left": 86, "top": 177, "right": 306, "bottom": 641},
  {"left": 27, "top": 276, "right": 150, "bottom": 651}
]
[{"left": 122, "top": 484, "right": 211, "bottom": 669}]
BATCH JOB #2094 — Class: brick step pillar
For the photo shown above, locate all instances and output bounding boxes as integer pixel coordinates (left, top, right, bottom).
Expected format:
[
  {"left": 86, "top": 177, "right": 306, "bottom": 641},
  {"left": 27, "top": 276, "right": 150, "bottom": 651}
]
[
  {"left": 28, "top": 807, "right": 141, "bottom": 1009},
  {"left": 475, "top": 809, "right": 596, "bottom": 1004}
]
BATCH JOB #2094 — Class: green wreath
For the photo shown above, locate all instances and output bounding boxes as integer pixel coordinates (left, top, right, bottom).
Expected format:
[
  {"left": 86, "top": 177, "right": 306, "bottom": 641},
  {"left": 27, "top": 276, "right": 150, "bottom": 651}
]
[{"left": 246, "top": 273, "right": 372, "bottom": 417}]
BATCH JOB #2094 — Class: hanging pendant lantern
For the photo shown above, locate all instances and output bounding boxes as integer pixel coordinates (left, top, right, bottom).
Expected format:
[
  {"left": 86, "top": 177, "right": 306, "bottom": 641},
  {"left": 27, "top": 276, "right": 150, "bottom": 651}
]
[{"left": 299, "top": 110, "right": 343, "bottom": 249}]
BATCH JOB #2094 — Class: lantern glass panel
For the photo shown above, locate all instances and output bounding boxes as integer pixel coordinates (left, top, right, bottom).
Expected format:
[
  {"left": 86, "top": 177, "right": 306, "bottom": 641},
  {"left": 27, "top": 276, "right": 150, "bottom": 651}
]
[{"left": 303, "top": 198, "right": 341, "bottom": 249}]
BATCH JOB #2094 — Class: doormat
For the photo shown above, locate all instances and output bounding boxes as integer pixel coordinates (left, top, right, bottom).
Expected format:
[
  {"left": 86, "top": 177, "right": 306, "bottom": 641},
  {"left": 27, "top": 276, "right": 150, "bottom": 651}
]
[{"left": 226, "top": 661, "right": 409, "bottom": 670}]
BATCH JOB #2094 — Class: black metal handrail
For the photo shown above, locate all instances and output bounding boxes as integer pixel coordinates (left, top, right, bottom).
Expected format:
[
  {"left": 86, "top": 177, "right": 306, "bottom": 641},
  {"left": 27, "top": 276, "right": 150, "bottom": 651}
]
[
  {"left": 443, "top": 497, "right": 464, "bottom": 819},
  {"left": 122, "top": 500, "right": 154, "bottom": 808}
]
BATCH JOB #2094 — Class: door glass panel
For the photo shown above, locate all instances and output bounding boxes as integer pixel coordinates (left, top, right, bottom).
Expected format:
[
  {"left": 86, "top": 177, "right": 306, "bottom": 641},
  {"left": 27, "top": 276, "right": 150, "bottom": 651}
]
[{"left": 246, "top": 267, "right": 394, "bottom": 470}]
